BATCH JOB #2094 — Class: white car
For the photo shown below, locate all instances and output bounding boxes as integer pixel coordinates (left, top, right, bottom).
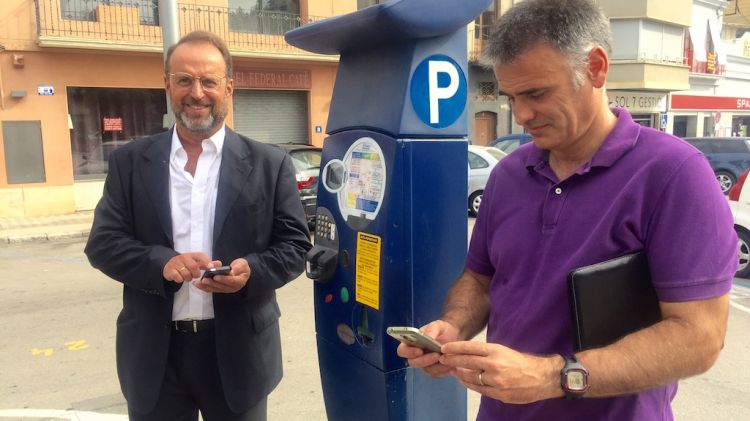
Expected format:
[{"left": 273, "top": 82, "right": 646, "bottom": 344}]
[
  {"left": 468, "top": 145, "right": 506, "bottom": 216},
  {"left": 727, "top": 169, "right": 750, "bottom": 277}
]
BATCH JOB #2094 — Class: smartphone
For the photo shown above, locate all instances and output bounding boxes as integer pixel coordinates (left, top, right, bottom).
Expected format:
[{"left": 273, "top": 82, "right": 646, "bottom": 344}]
[
  {"left": 201, "top": 265, "right": 231, "bottom": 279},
  {"left": 386, "top": 326, "right": 442, "bottom": 353}
]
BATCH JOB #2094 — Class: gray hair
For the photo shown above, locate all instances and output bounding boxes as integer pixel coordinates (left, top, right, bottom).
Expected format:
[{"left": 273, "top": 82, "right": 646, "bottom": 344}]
[{"left": 482, "top": 0, "right": 612, "bottom": 88}]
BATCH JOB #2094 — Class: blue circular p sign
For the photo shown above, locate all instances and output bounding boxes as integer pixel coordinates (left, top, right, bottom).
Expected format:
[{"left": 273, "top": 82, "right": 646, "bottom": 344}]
[{"left": 410, "top": 55, "right": 467, "bottom": 129}]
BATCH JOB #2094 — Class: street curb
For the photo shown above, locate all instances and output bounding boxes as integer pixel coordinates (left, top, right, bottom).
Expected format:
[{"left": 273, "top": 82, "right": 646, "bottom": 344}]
[{"left": 2, "top": 230, "right": 90, "bottom": 244}]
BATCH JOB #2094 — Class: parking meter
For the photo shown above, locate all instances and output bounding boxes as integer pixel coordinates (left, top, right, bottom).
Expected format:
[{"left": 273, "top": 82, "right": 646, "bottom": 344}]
[{"left": 286, "top": 1, "right": 491, "bottom": 420}]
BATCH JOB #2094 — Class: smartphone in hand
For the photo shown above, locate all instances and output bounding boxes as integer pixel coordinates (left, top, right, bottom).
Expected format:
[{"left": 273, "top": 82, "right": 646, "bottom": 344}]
[
  {"left": 386, "top": 326, "right": 442, "bottom": 353},
  {"left": 201, "top": 265, "right": 231, "bottom": 279}
]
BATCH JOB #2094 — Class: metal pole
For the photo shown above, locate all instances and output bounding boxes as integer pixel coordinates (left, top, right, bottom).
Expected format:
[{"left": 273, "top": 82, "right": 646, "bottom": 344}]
[{"left": 159, "top": 0, "right": 180, "bottom": 128}]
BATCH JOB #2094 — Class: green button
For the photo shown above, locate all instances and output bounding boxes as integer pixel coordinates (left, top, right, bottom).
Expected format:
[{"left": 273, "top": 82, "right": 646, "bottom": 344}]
[{"left": 340, "top": 287, "right": 350, "bottom": 303}]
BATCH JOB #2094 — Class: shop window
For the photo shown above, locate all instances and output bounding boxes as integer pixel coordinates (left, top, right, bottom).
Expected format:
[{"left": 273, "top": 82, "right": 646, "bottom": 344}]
[
  {"left": 60, "top": 0, "right": 159, "bottom": 25},
  {"left": 732, "top": 116, "right": 749, "bottom": 137},
  {"left": 67, "top": 87, "right": 167, "bottom": 179},
  {"left": 229, "top": 0, "right": 300, "bottom": 35},
  {"left": 673, "top": 115, "right": 697, "bottom": 138},
  {"left": 703, "top": 116, "right": 715, "bottom": 137}
]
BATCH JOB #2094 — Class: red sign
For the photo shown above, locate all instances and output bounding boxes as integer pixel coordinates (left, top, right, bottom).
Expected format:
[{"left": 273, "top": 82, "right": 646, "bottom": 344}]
[
  {"left": 103, "top": 117, "right": 123, "bottom": 132},
  {"left": 671, "top": 95, "right": 750, "bottom": 110},
  {"left": 233, "top": 69, "right": 311, "bottom": 89}
]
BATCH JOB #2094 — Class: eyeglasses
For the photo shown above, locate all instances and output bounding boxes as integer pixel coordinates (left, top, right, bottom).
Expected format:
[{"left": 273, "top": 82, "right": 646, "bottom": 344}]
[{"left": 168, "top": 72, "right": 227, "bottom": 92}]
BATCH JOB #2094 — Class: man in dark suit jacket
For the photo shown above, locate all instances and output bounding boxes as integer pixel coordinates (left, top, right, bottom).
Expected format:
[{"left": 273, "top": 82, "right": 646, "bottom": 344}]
[{"left": 85, "top": 31, "right": 311, "bottom": 421}]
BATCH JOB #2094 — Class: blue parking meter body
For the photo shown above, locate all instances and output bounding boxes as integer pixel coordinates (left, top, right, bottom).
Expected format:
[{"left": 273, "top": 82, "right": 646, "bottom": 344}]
[{"left": 286, "top": 1, "right": 491, "bottom": 420}]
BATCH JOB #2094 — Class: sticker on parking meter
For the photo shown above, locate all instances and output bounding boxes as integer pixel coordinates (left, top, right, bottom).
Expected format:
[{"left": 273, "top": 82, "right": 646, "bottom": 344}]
[
  {"left": 356, "top": 232, "right": 381, "bottom": 310},
  {"left": 336, "top": 137, "right": 386, "bottom": 223},
  {"left": 410, "top": 54, "right": 467, "bottom": 128}
]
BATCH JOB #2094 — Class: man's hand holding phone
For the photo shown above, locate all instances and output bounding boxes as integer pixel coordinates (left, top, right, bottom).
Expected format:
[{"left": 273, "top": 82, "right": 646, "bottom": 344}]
[
  {"left": 164, "top": 252, "right": 211, "bottom": 283},
  {"left": 387, "top": 326, "right": 443, "bottom": 353},
  {"left": 194, "top": 258, "right": 251, "bottom": 294},
  {"left": 394, "top": 320, "right": 459, "bottom": 378}
]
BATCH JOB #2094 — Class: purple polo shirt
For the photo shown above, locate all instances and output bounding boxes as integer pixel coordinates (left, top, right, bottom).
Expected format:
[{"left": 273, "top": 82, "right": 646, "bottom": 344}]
[{"left": 466, "top": 109, "right": 737, "bottom": 421}]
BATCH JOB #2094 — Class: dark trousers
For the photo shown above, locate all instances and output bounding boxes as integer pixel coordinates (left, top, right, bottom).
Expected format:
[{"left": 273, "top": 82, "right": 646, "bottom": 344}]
[{"left": 128, "top": 325, "right": 267, "bottom": 421}]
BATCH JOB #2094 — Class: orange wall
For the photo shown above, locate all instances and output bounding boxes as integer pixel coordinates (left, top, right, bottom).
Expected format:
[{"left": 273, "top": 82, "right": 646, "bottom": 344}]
[
  {"left": 0, "top": 1, "right": 338, "bottom": 215},
  {"left": 0, "top": 0, "right": 37, "bottom": 50},
  {"left": 0, "top": 49, "right": 336, "bottom": 187},
  {"left": 0, "top": 50, "right": 165, "bottom": 189},
  {"left": 308, "top": 64, "right": 336, "bottom": 146},
  {"left": 307, "top": 0, "right": 357, "bottom": 18}
]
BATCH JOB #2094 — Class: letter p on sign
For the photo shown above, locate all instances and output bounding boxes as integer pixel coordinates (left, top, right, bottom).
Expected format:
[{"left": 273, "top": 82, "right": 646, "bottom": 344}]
[
  {"left": 410, "top": 55, "right": 467, "bottom": 129},
  {"left": 428, "top": 61, "right": 459, "bottom": 124}
]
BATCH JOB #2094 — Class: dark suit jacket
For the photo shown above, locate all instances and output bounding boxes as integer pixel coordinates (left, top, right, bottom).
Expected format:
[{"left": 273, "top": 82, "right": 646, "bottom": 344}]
[{"left": 84, "top": 128, "right": 312, "bottom": 414}]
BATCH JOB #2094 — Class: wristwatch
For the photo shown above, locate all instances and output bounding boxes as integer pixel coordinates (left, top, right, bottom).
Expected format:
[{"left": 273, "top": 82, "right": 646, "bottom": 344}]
[{"left": 560, "top": 354, "right": 589, "bottom": 399}]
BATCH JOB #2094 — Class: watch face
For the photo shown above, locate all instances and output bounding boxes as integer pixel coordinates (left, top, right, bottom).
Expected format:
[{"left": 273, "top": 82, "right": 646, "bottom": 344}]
[{"left": 566, "top": 369, "right": 588, "bottom": 391}]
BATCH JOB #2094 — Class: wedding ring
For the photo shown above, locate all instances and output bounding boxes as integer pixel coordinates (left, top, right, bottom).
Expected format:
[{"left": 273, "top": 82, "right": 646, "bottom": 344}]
[{"left": 478, "top": 371, "right": 485, "bottom": 386}]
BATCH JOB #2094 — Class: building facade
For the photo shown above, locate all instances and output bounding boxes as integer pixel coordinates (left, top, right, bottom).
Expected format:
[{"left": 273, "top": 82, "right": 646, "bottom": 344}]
[
  {"left": 0, "top": 0, "right": 350, "bottom": 217},
  {"left": 466, "top": 0, "right": 750, "bottom": 144},
  {"left": 467, "top": 0, "right": 699, "bottom": 145},
  {"left": 669, "top": 0, "right": 750, "bottom": 138}
]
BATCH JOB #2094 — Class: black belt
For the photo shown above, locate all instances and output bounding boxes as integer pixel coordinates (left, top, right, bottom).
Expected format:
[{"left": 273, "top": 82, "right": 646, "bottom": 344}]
[{"left": 172, "top": 319, "right": 214, "bottom": 333}]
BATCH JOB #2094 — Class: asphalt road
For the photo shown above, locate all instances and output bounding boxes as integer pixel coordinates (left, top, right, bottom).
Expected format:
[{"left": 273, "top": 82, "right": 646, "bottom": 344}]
[{"left": 0, "top": 237, "right": 748, "bottom": 420}]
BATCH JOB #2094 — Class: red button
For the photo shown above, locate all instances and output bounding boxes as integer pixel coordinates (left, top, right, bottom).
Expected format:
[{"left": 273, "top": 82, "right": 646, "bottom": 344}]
[{"left": 324, "top": 294, "right": 333, "bottom": 303}]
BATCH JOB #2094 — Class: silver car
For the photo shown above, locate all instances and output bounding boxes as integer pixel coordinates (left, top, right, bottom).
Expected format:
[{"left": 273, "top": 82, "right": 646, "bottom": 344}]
[{"left": 468, "top": 145, "right": 506, "bottom": 216}]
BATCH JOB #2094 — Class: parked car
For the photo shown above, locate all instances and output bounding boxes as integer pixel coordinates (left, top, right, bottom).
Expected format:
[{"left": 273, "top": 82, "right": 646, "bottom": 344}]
[
  {"left": 468, "top": 145, "right": 506, "bottom": 216},
  {"left": 272, "top": 143, "right": 322, "bottom": 228},
  {"left": 728, "top": 169, "right": 750, "bottom": 278},
  {"left": 683, "top": 137, "right": 750, "bottom": 194},
  {"left": 489, "top": 133, "right": 532, "bottom": 154}
]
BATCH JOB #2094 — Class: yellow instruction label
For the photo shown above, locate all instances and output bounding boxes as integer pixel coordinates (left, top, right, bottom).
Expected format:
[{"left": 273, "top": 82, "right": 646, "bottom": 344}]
[{"left": 355, "top": 232, "right": 381, "bottom": 310}]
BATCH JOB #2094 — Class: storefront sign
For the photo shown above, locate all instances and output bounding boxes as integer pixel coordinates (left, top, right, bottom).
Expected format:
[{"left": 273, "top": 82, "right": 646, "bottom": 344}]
[
  {"left": 233, "top": 69, "right": 311, "bottom": 89},
  {"left": 103, "top": 117, "right": 123, "bottom": 132},
  {"left": 671, "top": 94, "right": 750, "bottom": 110},
  {"left": 607, "top": 91, "right": 667, "bottom": 113}
]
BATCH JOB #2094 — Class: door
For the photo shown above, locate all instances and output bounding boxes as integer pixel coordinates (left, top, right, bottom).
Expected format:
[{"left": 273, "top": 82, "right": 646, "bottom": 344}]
[{"left": 474, "top": 111, "right": 497, "bottom": 146}]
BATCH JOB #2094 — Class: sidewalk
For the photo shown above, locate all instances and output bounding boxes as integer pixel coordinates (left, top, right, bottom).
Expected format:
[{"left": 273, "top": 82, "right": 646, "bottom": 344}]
[{"left": 0, "top": 210, "right": 94, "bottom": 244}]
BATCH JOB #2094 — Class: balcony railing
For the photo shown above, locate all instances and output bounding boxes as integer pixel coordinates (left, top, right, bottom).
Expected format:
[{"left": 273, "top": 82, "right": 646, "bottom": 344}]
[
  {"left": 684, "top": 47, "right": 726, "bottom": 76},
  {"left": 468, "top": 22, "right": 487, "bottom": 63},
  {"left": 36, "top": 0, "right": 326, "bottom": 54}
]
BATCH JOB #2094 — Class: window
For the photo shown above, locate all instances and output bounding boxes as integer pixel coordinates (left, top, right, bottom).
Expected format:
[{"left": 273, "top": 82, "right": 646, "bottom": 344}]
[
  {"left": 468, "top": 152, "right": 489, "bottom": 169},
  {"left": 67, "top": 87, "right": 167, "bottom": 179},
  {"left": 686, "top": 138, "right": 711, "bottom": 154},
  {"left": 229, "top": 0, "right": 300, "bottom": 35},
  {"left": 474, "top": 1, "right": 497, "bottom": 40},
  {"left": 478, "top": 81, "right": 497, "bottom": 97},
  {"left": 357, "top": 0, "right": 383, "bottom": 9},
  {"left": 60, "top": 0, "right": 159, "bottom": 25},
  {"left": 484, "top": 148, "right": 505, "bottom": 161},
  {"left": 289, "top": 150, "right": 321, "bottom": 172},
  {"left": 714, "top": 140, "right": 750, "bottom": 154}
]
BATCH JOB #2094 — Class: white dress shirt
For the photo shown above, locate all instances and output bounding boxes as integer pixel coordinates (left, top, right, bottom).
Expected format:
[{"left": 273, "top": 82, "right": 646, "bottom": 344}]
[{"left": 169, "top": 126, "right": 225, "bottom": 321}]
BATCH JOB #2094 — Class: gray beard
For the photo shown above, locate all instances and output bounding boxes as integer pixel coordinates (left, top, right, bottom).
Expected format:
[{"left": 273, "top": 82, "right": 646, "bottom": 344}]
[
  {"left": 174, "top": 102, "right": 228, "bottom": 136},
  {"left": 177, "top": 111, "right": 216, "bottom": 135}
]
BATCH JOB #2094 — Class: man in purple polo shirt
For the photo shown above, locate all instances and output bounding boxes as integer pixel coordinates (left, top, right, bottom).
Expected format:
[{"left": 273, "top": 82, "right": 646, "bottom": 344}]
[{"left": 396, "top": 0, "right": 737, "bottom": 419}]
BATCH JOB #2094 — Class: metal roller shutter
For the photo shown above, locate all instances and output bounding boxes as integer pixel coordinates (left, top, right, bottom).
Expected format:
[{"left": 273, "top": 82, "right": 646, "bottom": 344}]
[{"left": 232, "top": 90, "right": 309, "bottom": 144}]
